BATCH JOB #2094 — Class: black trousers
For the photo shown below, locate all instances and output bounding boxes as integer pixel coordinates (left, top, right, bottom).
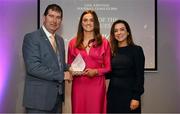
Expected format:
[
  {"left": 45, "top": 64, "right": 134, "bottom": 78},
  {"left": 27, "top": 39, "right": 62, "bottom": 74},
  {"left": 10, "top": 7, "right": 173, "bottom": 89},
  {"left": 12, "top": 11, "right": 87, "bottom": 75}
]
[{"left": 26, "top": 94, "right": 63, "bottom": 114}]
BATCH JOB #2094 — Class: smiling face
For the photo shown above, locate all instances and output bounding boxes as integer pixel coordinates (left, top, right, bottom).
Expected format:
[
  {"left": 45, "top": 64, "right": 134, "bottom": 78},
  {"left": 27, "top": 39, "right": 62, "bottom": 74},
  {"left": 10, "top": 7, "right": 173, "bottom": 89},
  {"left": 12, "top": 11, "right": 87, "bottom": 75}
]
[
  {"left": 81, "top": 13, "right": 94, "bottom": 32},
  {"left": 43, "top": 9, "right": 62, "bottom": 34},
  {"left": 114, "top": 23, "right": 129, "bottom": 46}
]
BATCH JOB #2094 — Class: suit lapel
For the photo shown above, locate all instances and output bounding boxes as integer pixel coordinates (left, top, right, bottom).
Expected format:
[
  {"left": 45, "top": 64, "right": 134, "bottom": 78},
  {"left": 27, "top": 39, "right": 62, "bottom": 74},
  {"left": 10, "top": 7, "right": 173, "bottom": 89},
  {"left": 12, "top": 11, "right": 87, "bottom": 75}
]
[
  {"left": 39, "top": 28, "right": 60, "bottom": 68},
  {"left": 55, "top": 35, "right": 64, "bottom": 63}
]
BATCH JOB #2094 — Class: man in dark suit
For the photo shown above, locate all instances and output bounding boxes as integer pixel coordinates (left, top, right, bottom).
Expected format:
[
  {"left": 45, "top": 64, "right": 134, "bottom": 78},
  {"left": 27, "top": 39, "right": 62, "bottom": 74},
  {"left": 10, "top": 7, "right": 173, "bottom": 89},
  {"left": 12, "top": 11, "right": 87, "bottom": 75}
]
[{"left": 22, "top": 4, "right": 71, "bottom": 113}]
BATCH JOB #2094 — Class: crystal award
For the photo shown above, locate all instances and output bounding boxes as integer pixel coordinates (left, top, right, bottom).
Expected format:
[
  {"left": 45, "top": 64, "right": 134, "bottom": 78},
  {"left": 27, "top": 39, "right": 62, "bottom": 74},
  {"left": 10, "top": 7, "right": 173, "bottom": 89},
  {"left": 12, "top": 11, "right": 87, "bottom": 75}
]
[{"left": 71, "top": 53, "right": 86, "bottom": 75}]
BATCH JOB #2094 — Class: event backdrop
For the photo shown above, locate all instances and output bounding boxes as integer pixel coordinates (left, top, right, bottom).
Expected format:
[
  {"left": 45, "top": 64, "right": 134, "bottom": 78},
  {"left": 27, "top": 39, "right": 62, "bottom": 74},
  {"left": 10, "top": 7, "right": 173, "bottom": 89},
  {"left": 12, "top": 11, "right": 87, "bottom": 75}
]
[{"left": 38, "top": 0, "right": 157, "bottom": 71}]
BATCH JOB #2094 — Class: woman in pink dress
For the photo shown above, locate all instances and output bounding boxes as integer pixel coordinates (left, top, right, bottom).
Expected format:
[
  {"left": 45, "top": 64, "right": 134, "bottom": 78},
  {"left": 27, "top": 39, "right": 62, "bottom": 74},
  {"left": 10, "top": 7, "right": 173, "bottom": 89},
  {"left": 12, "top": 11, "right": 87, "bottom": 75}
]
[{"left": 67, "top": 10, "right": 111, "bottom": 113}]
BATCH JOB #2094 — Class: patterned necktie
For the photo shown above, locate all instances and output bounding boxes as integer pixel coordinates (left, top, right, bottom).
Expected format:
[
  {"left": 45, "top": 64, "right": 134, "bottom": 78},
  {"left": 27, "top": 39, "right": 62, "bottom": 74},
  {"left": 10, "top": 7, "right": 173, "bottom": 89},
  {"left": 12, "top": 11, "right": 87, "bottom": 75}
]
[{"left": 49, "top": 35, "right": 57, "bottom": 52}]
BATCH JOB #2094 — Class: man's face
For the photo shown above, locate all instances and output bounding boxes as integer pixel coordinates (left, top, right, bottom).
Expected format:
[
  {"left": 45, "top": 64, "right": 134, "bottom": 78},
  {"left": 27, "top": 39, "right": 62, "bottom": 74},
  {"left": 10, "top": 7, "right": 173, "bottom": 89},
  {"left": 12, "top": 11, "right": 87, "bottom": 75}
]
[{"left": 43, "top": 9, "right": 62, "bottom": 34}]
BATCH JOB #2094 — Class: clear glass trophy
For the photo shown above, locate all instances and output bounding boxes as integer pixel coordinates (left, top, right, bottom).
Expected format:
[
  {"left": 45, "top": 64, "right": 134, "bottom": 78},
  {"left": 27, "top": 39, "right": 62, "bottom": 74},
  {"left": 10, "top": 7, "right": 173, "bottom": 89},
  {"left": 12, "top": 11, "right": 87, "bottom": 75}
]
[{"left": 71, "top": 53, "right": 86, "bottom": 76}]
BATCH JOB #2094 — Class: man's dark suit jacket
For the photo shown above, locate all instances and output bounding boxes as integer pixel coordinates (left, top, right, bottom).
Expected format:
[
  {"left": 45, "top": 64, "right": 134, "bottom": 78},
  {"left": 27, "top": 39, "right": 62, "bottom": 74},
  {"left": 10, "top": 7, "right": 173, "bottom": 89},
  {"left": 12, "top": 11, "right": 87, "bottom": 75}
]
[{"left": 22, "top": 28, "right": 68, "bottom": 111}]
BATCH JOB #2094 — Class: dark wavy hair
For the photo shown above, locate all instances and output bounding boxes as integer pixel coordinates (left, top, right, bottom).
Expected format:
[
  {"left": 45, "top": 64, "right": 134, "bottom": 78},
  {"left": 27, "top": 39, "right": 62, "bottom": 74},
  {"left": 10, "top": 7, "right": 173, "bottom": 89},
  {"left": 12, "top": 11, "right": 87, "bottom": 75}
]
[
  {"left": 110, "top": 19, "right": 135, "bottom": 55},
  {"left": 75, "top": 10, "right": 102, "bottom": 49}
]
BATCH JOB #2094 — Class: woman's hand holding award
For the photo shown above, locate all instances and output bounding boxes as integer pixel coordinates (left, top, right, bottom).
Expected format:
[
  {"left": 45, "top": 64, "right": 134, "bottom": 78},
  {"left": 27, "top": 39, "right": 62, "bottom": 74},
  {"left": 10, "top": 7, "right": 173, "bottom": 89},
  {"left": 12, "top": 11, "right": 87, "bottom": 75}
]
[{"left": 70, "top": 53, "right": 86, "bottom": 76}]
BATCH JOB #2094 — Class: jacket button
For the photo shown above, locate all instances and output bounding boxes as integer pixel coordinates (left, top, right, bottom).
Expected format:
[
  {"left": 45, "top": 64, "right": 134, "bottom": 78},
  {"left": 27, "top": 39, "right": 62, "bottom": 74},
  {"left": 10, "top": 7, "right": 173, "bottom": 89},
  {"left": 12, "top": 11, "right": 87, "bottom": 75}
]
[{"left": 57, "top": 85, "right": 59, "bottom": 87}]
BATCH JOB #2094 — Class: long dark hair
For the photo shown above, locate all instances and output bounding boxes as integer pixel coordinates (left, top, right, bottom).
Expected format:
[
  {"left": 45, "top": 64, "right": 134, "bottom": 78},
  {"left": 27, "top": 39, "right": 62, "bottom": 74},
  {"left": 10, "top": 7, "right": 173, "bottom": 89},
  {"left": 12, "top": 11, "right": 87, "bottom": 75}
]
[
  {"left": 75, "top": 10, "right": 102, "bottom": 49},
  {"left": 110, "top": 19, "right": 135, "bottom": 56}
]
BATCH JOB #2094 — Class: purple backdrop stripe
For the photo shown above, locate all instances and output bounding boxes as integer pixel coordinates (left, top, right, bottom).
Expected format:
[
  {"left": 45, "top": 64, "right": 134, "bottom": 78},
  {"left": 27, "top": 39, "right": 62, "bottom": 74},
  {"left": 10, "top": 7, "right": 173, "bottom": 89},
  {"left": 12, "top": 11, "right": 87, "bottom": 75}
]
[
  {"left": 0, "top": 3, "right": 12, "bottom": 111},
  {"left": 0, "top": 0, "right": 37, "bottom": 112}
]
